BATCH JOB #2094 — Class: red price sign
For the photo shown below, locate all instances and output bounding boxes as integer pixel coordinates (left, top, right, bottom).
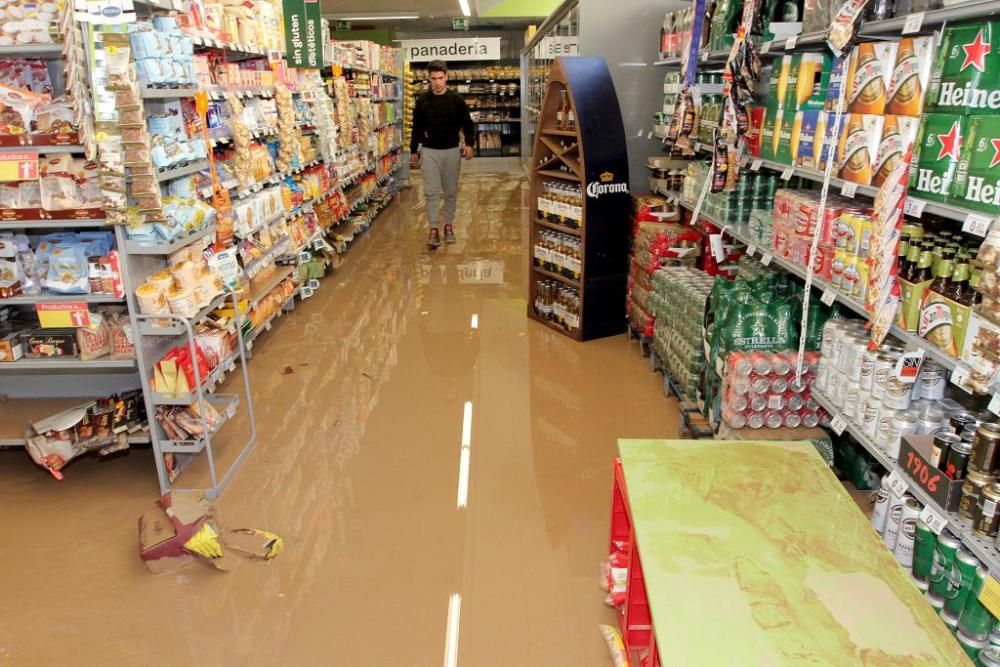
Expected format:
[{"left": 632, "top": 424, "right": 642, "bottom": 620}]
[
  {"left": 0, "top": 152, "right": 39, "bottom": 182},
  {"left": 36, "top": 302, "right": 91, "bottom": 328},
  {"left": 905, "top": 451, "right": 942, "bottom": 493}
]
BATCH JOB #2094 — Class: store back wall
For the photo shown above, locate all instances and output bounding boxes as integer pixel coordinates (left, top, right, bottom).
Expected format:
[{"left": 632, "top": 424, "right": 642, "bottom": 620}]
[
  {"left": 579, "top": 0, "right": 684, "bottom": 193},
  {"left": 395, "top": 29, "right": 526, "bottom": 60}
]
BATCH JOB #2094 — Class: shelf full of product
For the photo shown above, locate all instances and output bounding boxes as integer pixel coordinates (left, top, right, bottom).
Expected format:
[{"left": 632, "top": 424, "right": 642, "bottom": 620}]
[
  {"left": 598, "top": 0, "right": 1000, "bottom": 661},
  {"left": 0, "top": 5, "right": 403, "bottom": 497}
]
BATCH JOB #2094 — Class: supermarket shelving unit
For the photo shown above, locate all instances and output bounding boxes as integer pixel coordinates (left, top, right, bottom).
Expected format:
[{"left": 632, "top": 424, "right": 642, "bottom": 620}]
[{"left": 527, "top": 56, "right": 631, "bottom": 341}]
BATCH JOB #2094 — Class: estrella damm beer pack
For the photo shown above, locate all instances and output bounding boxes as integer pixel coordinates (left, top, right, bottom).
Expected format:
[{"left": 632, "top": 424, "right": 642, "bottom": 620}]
[
  {"left": 926, "top": 22, "right": 1000, "bottom": 115},
  {"left": 908, "top": 113, "right": 966, "bottom": 204},
  {"left": 954, "top": 116, "right": 1000, "bottom": 213}
]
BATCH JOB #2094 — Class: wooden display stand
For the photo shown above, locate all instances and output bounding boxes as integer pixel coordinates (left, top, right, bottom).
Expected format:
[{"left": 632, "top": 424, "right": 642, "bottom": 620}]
[{"left": 528, "top": 57, "right": 630, "bottom": 341}]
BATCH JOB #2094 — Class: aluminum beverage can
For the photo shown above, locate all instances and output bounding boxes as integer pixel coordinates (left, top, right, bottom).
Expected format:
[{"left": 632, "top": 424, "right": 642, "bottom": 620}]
[
  {"left": 929, "top": 533, "right": 962, "bottom": 601},
  {"left": 750, "top": 351, "right": 773, "bottom": 375},
  {"left": 960, "top": 470, "right": 996, "bottom": 521},
  {"left": 747, "top": 412, "right": 765, "bottom": 429},
  {"left": 752, "top": 377, "right": 771, "bottom": 394},
  {"left": 828, "top": 370, "right": 846, "bottom": 408},
  {"left": 931, "top": 432, "right": 960, "bottom": 468},
  {"left": 959, "top": 565, "right": 995, "bottom": 641},
  {"left": 786, "top": 392, "right": 805, "bottom": 411},
  {"left": 872, "top": 352, "right": 898, "bottom": 399},
  {"left": 783, "top": 410, "right": 802, "bottom": 428},
  {"left": 861, "top": 397, "right": 881, "bottom": 438},
  {"left": 843, "top": 381, "right": 861, "bottom": 418},
  {"left": 894, "top": 497, "right": 923, "bottom": 568},
  {"left": 844, "top": 335, "right": 866, "bottom": 381},
  {"left": 788, "top": 375, "right": 807, "bottom": 393},
  {"left": 871, "top": 476, "right": 891, "bottom": 533},
  {"left": 732, "top": 377, "right": 752, "bottom": 395},
  {"left": 770, "top": 377, "right": 789, "bottom": 394},
  {"left": 920, "top": 363, "right": 947, "bottom": 399},
  {"left": 942, "top": 609, "right": 961, "bottom": 635},
  {"left": 943, "top": 549, "right": 981, "bottom": 617},
  {"left": 917, "top": 408, "right": 947, "bottom": 435},
  {"left": 971, "top": 422, "right": 1000, "bottom": 476},
  {"left": 859, "top": 348, "right": 878, "bottom": 391},
  {"left": 750, "top": 394, "right": 768, "bottom": 412},
  {"left": 815, "top": 361, "right": 828, "bottom": 392},
  {"left": 882, "top": 494, "right": 907, "bottom": 550},
  {"left": 732, "top": 351, "right": 753, "bottom": 376},
  {"left": 801, "top": 410, "right": 819, "bottom": 428},
  {"left": 730, "top": 394, "right": 750, "bottom": 412},
  {"left": 912, "top": 519, "right": 937, "bottom": 583},
  {"left": 947, "top": 440, "right": 974, "bottom": 480},
  {"left": 950, "top": 411, "right": 980, "bottom": 436},
  {"left": 876, "top": 408, "right": 899, "bottom": 451},
  {"left": 765, "top": 411, "right": 784, "bottom": 429},
  {"left": 974, "top": 483, "right": 1000, "bottom": 539},
  {"left": 979, "top": 647, "right": 1000, "bottom": 667},
  {"left": 772, "top": 353, "right": 792, "bottom": 376},
  {"left": 726, "top": 409, "right": 748, "bottom": 429},
  {"left": 884, "top": 378, "right": 913, "bottom": 410}
]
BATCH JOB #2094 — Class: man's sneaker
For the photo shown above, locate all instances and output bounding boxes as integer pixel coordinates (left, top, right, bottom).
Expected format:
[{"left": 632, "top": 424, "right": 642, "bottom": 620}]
[
  {"left": 444, "top": 224, "right": 456, "bottom": 244},
  {"left": 427, "top": 228, "right": 441, "bottom": 248}
]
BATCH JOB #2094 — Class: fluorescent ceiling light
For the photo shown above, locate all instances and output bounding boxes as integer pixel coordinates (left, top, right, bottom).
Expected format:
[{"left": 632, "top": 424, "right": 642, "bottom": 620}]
[
  {"left": 459, "top": 0, "right": 471, "bottom": 17},
  {"left": 325, "top": 12, "right": 420, "bottom": 20}
]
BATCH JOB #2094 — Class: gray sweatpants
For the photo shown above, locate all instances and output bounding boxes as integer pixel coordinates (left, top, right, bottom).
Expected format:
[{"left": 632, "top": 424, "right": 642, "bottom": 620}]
[{"left": 421, "top": 147, "right": 461, "bottom": 229}]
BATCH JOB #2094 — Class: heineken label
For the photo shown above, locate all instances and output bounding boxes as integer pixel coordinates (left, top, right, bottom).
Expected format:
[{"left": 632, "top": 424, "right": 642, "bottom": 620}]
[
  {"left": 874, "top": 115, "right": 919, "bottom": 187},
  {"left": 908, "top": 113, "right": 966, "bottom": 204},
  {"left": 927, "top": 22, "right": 1000, "bottom": 114},
  {"left": 953, "top": 115, "right": 1000, "bottom": 214},
  {"left": 887, "top": 36, "right": 935, "bottom": 116}
]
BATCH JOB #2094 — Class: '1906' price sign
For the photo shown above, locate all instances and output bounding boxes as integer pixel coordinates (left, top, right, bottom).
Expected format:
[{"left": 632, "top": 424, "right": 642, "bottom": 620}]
[{"left": 904, "top": 450, "right": 942, "bottom": 493}]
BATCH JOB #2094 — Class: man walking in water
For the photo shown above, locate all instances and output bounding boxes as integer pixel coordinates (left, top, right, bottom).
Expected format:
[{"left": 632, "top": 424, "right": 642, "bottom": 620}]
[{"left": 410, "top": 59, "right": 475, "bottom": 247}]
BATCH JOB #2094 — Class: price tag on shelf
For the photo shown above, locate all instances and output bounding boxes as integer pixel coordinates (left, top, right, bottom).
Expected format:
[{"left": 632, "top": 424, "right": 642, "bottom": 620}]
[
  {"left": 990, "top": 393, "right": 1000, "bottom": 417},
  {"left": 751, "top": 159, "right": 762, "bottom": 172},
  {"left": 951, "top": 363, "right": 974, "bottom": 394},
  {"left": 904, "top": 197, "right": 927, "bottom": 218},
  {"left": 36, "top": 302, "right": 90, "bottom": 328},
  {"left": 780, "top": 167, "right": 794, "bottom": 180},
  {"left": 709, "top": 233, "right": 726, "bottom": 262},
  {"left": 894, "top": 348, "right": 926, "bottom": 384},
  {"left": 963, "top": 212, "right": 994, "bottom": 237},
  {"left": 760, "top": 41, "right": 771, "bottom": 54},
  {"left": 887, "top": 470, "right": 909, "bottom": 498},
  {"left": 746, "top": 244, "right": 757, "bottom": 257},
  {"left": 308, "top": 279, "right": 320, "bottom": 290},
  {"left": 840, "top": 181, "right": 858, "bottom": 198},
  {"left": 297, "top": 251, "right": 310, "bottom": 263},
  {"left": 902, "top": 11, "right": 925, "bottom": 34},
  {"left": 301, "top": 286, "right": 314, "bottom": 299},
  {"left": 701, "top": 50, "right": 709, "bottom": 62},
  {"left": 785, "top": 35, "right": 798, "bottom": 50},
  {"left": 0, "top": 151, "right": 38, "bottom": 182},
  {"left": 979, "top": 575, "right": 1000, "bottom": 620},
  {"left": 821, "top": 288, "right": 837, "bottom": 306},
  {"left": 761, "top": 253, "right": 773, "bottom": 266},
  {"left": 918, "top": 505, "right": 947, "bottom": 535},
  {"left": 830, "top": 414, "right": 848, "bottom": 436}
]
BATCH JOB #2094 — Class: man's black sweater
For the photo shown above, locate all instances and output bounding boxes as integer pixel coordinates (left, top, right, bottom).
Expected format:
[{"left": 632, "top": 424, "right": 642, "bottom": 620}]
[{"left": 409, "top": 89, "right": 476, "bottom": 153}]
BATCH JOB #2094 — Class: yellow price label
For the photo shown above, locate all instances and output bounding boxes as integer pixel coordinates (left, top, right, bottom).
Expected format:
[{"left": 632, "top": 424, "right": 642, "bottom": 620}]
[
  {"left": 36, "top": 302, "right": 91, "bottom": 328},
  {"left": 107, "top": 45, "right": 119, "bottom": 54},
  {"left": 0, "top": 152, "right": 38, "bottom": 182},
  {"left": 981, "top": 574, "right": 1000, "bottom": 619}
]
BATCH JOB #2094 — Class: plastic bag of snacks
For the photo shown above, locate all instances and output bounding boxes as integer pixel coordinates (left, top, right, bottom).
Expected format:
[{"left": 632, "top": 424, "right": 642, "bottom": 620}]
[{"left": 598, "top": 625, "right": 630, "bottom": 667}]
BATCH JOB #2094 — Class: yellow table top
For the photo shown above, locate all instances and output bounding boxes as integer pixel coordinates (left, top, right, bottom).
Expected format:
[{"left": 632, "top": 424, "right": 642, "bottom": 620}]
[{"left": 618, "top": 439, "right": 971, "bottom": 666}]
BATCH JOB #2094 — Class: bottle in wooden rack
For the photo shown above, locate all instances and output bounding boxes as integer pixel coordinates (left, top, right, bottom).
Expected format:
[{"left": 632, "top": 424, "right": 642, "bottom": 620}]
[{"left": 557, "top": 90, "right": 568, "bottom": 130}]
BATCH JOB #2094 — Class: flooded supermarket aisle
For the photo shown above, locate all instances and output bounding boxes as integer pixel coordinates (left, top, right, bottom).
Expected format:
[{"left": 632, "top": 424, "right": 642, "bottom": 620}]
[{"left": 0, "top": 171, "right": 678, "bottom": 665}]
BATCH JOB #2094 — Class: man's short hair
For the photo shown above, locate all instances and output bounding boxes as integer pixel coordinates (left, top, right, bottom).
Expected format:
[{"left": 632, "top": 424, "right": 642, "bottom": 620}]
[{"left": 428, "top": 60, "right": 448, "bottom": 75}]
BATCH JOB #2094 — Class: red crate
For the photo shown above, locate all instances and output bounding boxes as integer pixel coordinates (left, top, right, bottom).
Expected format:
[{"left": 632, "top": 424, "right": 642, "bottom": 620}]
[{"left": 609, "top": 459, "right": 659, "bottom": 667}]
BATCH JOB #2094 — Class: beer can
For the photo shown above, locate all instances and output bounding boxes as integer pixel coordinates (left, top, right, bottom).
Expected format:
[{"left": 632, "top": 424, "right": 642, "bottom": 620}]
[
  {"left": 990, "top": 619, "right": 1000, "bottom": 647},
  {"left": 974, "top": 483, "right": 1000, "bottom": 539},
  {"left": 730, "top": 394, "right": 750, "bottom": 412},
  {"left": 931, "top": 433, "right": 961, "bottom": 468},
  {"left": 783, "top": 410, "right": 802, "bottom": 428},
  {"left": 727, "top": 410, "right": 748, "bottom": 429},
  {"left": 859, "top": 348, "right": 878, "bottom": 391},
  {"left": 947, "top": 440, "right": 974, "bottom": 481},
  {"left": 801, "top": 410, "right": 820, "bottom": 428},
  {"left": 959, "top": 566, "right": 995, "bottom": 642},
  {"left": 972, "top": 422, "right": 1000, "bottom": 476},
  {"left": 928, "top": 593, "right": 946, "bottom": 611},
  {"left": 951, "top": 411, "right": 981, "bottom": 436},
  {"left": 747, "top": 412, "right": 765, "bottom": 429},
  {"left": 828, "top": 370, "right": 846, "bottom": 408},
  {"left": 876, "top": 408, "right": 899, "bottom": 451},
  {"left": 884, "top": 378, "right": 913, "bottom": 411},
  {"left": 750, "top": 351, "right": 773, "bottom": 375},
  {"left": 772, "top": 353, "right": 791, "bottom": 376},
  {"left": 912, "top": 519, "right": 937, "bottom": 583},
  {"left": 942, "top": 609, "right": 961, "bottom": 635},
  {"left": 871, "top": 476, "right": 892, "bottom": 533},
  {"left": 979, "top": 647, "right": 1000, "bottom": 667},
  {"left": 890, "top": 413, "right": 919, "bottom": 459},
  {"left": 733, "top": 377, "right": 752, "bottom": 395},
  {"left": 917, "top": 407, "right": 947, "bottom": 435},
  {"left": 765, "top": 411, "right": 784, "bottom": 429},
  {"left": 929, "top": 532, "right": 962, "bottom": 601},
  {"left": 920, "top": 363, "right": 947, "bottom": 400},
  {"left": 786, "top": 392, "right": 805, "bottom": 411},
  {"left": 770, "top": 376, "right": 789, "bottom": 394},
  {"left": 861, "top": 397, "right": 881, "bottom": 438},
  {"left": 882, "top": 494, "right": 907, "bottom": 550},
  {"left": 894, "top": 497, "right": 923, "bottom": 568},
  {"left": 752, "top": 377, "right": 771, "bottom": 394},
  {"left": 815, "top": 362, "right": 828, "bottom": 393},
  {"left": 750, "top": 394, "right": 768, "bottom": 412},
  {"left": 872, "top": 352, "right": 898, "bottom": 399},
  {"left": 843, "top": 380, "right": 861, "bottom": 418},
  {"left": 732, "top": 352, "right": 754, "bottom": 376},
  {"left": 960, "top": 470, "right": 995, "bottom": 521},
  {"left": 943, "top": 549, "right": 981, "bottom": 617}
]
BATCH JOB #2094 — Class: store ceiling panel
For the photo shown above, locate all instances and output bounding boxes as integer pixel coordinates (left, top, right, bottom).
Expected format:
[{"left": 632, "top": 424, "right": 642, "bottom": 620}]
[
  {"left": 478, "top": 0, "right": 558, "bottom": 17},
  {"left": 322, "top": 0, "right": 553, "bottom": 18}
]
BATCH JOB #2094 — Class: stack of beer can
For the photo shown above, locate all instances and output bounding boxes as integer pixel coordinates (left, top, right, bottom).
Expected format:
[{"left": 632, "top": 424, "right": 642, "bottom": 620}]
[
  {"left": 649, "top": 267, "right": 713, "bottom": 399},
  {"left": 720, "top": 350, "right": 824, "bottom": 429},
  {"left": 873, "top": 479, "right": 1000, "bottom": 661},
  {"left": 815, "top": 319, "right": 960, "bottom": 458}
]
